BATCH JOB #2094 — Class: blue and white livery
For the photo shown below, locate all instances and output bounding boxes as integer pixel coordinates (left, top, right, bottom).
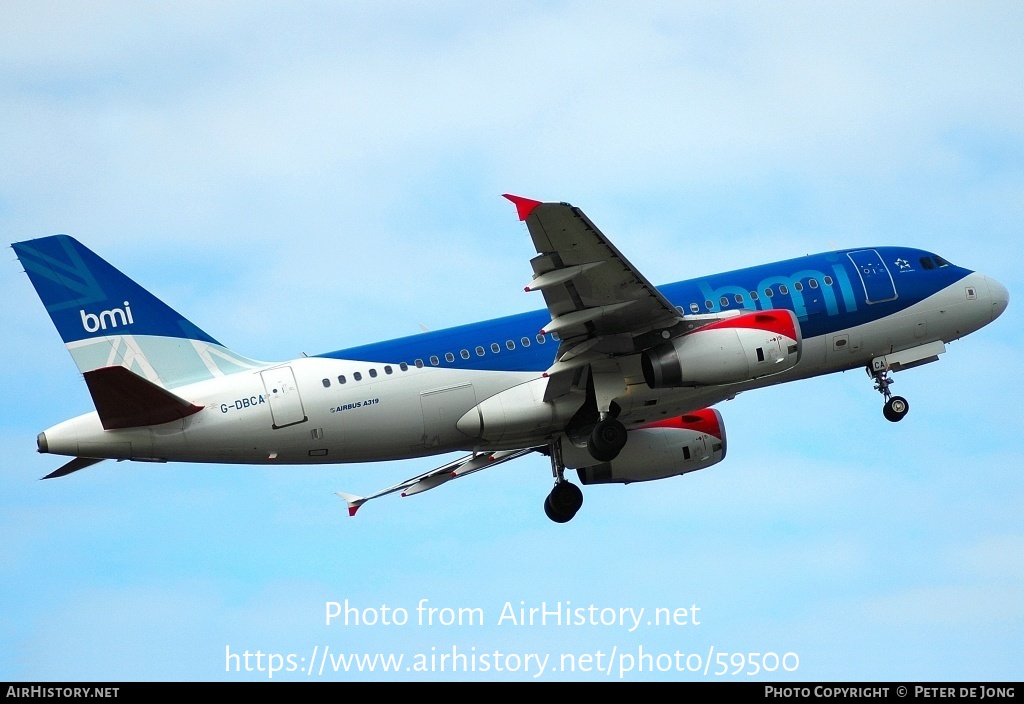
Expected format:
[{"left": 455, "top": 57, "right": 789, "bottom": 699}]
[{"left": 12, "top": 195, "right": 1010, "bottom": 522}]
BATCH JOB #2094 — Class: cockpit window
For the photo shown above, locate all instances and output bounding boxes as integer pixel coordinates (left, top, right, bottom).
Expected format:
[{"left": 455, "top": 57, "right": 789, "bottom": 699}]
[
  {"left": 920, "top": 257, "right": 935, "bottom": 270},
  {"left": 934, "top": 255, "right": 951, "bottom": 268}
]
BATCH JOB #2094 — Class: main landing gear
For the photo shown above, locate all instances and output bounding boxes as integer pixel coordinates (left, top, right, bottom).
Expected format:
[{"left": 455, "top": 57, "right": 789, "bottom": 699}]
[
  {"left": 870, "top": 364, "right": 909, "bottom": 423},
  {"left": 544, "top": 438, "right": 584, "bottom": 523},
  {"left": 542, "top": 376, "right": 627, "bottom": 522},
  {"left": 588, "top": 417, "right": 627, "bottom": 462}
]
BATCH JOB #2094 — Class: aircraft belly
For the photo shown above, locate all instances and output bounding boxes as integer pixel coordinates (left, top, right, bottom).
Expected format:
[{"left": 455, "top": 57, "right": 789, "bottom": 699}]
[
  {"left": 421, "top": 383, "right": 478, "bottom": 450},
  {"left": 325, "top": 395, "right": 424, "bottom": 461}
]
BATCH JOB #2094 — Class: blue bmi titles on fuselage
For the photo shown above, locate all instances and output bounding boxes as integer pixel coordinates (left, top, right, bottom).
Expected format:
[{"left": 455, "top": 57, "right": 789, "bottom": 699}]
[{"left": 696, "top": 262, "right": 859, "bottom": 320}]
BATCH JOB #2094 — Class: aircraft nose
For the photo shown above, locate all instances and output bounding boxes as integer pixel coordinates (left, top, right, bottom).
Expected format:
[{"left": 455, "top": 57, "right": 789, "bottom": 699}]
[{"left": 986, "top": 275, "right": 1009, "bottom": 322}]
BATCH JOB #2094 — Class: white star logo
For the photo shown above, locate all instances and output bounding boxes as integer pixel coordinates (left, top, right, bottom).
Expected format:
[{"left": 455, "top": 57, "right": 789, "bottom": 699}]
[{"left": 895, "top": 258, "right": 910, "bottom": 270}]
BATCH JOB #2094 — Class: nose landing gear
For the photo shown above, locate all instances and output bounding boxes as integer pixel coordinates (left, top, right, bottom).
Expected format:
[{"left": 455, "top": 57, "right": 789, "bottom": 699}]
[
  {"left": 883, "top": 395, "right": 909, "bottom": 422},
  {"left": 870, "top": 364, "right": 909, "bottom": 422}
]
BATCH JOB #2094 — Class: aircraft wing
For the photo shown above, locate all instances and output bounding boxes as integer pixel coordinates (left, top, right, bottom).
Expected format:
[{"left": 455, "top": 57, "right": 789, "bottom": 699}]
[
  {"left": 507, "top": 195, "right": 682, "bottom": 341},
  {"left": 337, "top": 448, "right": 537, "bottom": 516},
  {"left": 505, "top": 195, "right": 686, "bottom": 400}
]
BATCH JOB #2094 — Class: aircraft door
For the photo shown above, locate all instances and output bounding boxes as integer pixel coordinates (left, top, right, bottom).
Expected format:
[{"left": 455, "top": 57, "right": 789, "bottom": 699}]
[
  {"left": 260, "top": 366, "right": 308, "bottom": 429},
  {"left": 847, "top": 250, "right": 897, "bottom": 304}
]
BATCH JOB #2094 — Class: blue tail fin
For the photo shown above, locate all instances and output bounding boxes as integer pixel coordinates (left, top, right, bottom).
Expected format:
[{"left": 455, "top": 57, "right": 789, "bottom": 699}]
[{"left": 13, "top": 235, "right": 264, "bottom": 388}]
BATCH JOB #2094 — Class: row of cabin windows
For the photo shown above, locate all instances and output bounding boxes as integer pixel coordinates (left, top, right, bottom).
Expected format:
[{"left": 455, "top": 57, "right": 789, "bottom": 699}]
[
  {"left": 321, "top": 332, "right": 558, "bottom": 388},
  {"left": 678, "top": 276, "right": 836, "bottom": 313},
  {"left": 322, "top": 363, "right": 405, "bottom": 386}
]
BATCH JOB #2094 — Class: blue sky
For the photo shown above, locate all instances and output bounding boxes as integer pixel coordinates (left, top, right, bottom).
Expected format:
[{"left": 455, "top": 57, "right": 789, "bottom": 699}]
[{"left": 1, "top": 1, "right": 1021, "bottom": 681}]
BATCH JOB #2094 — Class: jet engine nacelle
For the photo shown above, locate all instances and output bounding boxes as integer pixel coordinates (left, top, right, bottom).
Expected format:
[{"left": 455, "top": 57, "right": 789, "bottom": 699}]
[
  {"left": 562, "top": 408, "right": 727, "bottom": 485},
  {"left": 641, "top": 310, "right": 801, "bottom": 388}
]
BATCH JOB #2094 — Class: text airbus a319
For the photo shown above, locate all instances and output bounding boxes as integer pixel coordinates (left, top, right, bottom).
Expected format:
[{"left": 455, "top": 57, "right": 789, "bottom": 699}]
[{"left": 13, "top": 195, "right": 1009, "bottom": 522}]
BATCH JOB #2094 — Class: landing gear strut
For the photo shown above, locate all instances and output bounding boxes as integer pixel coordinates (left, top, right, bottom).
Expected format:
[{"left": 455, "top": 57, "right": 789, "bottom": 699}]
[
  {"left": 544, "top": 438, "right": 583, "bottom": 523},
  {"left": 870, "top": 364, "right": 909, "bottom": 423}
]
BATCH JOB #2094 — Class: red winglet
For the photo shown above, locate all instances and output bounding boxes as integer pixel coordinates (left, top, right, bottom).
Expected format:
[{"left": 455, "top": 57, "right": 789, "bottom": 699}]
[
  {"left": 348, "top": 505, "right": 360, "bottom": 517},
  {"left": 503, "top": 194, "right": 543, "bottom": 221}
]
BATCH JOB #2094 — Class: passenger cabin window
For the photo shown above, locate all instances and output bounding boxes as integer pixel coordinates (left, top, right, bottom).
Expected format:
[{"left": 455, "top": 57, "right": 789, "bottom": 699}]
[
  {"left": 794, "top": 282, "right": 803, "bottom": 292},
  {"left": 551, "top": 332, "right": 560, "bottom": 341},
  {"left": 384, "top": 365, "right": 392, "bottom": 375},
  {"left": 720, "top": 296, "right": 729, "bottom": 307},
  {"left": 354, "top": 372, "right": 362, "bottom": 381},
  {"left": 823, "top": 276, "right": 834, "bottom": 286},
  {"left": 779, "top": 285, "right": 789, "bottom": 295},
  {"left": 808, "top": 279, "right": 818, "bottom": 289},
  {"left": 415, "top": 359, "right": 424, "bottom": 368},
  {"left": 536, "top": 334, "right": 546, "bottom": 344},
  {"left": 475, "top": 346, "right": 485, "bottom": 356},
  {"left": 749, "top": 291, "right": 759, "bottom": 301},
  {"left": 764, "top": 288, "right": 774, "bottom": 298},
  {"left": 521, "top": 337, "right": 531, "bottom": 347},
  {"left": 460, "top": 349, "right": 470, "bottom": 359},
  {"left": 506, "top": 340, "right": 515, "bottom": 350},
  {"left": 705, "top": 300, "right": 714, "bottom": 310},
  {"left": 338, "top": 375, "right": 346, "bottom": 384},
  {"left": 399, "top": 362, "right": 408, "bottom": 372},
  {"left": 445, "top": 352, "right": 455, "bottom": 362},
  {"left": 429, "top": 356, "right": 439, "bottom": 366},
  {"left": 490, "top": 343, "right": 500, "bottom": 353},
  {"left": 689, "top": 303, "right": 699, "bottom": 313},
  {"left": 369, "top": 368, "right": 377, "bottom": 378},
  {"left": 322, "top": 378, "right": 330, "bottom": 388}
]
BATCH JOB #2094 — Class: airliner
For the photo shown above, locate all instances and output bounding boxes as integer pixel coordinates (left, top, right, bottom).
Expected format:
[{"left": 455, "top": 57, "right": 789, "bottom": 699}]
[{"left": 12, "top": 195, "right": 1009, "bottom": 522}]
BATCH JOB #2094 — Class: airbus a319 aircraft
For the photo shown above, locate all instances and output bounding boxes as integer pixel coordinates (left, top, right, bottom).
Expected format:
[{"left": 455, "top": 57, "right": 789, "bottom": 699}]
[{"left": 13, "top": 195, "right": 1009, "bottom": 522}]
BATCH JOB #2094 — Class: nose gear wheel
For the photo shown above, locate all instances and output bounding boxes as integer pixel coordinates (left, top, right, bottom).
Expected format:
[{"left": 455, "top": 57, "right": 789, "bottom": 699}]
[{"left": 870, "top": 364, "right": 909, "bottom": 422}]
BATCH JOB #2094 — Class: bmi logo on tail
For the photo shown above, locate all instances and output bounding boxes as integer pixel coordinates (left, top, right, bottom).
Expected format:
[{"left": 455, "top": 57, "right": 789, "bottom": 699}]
[{"left": 80, "top": 302, "right": 134, "bottom": 333}]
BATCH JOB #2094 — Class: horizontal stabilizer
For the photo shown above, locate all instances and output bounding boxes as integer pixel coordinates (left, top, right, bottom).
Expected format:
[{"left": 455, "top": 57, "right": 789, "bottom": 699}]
[
  {"left": 84, "top": 366, "right": 203, "bottom": 430},
  {"left": 42, "top": 457, "right": 104, "bottom": 480}
]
